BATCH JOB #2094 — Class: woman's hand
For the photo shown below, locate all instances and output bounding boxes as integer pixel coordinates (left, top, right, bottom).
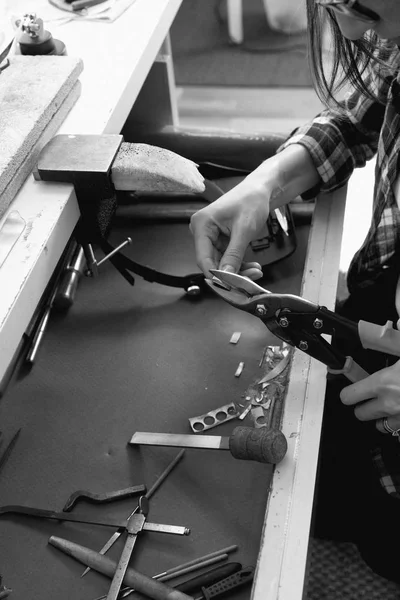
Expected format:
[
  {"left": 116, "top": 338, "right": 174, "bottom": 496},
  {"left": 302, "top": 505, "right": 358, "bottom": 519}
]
[
  {"left": 190, "top": 178, "right": 270, "bottom": 279},
  {"left": 340, "top": 360, "right": 400, "bottom": 433},
  {"left": 190, "top": 144, "right": 321, "bottom": 280}
]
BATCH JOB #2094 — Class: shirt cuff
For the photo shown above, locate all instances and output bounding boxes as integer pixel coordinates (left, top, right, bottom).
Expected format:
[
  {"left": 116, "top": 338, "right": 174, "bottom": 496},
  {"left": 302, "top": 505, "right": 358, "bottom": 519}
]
[{"left": 276, "top": 124, "right": 345, "bottom": 200}]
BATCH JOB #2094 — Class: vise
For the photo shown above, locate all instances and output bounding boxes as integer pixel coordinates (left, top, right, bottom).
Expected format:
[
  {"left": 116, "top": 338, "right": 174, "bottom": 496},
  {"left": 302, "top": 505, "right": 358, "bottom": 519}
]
[{"left": 35, "top": 134, "right": 206, "bottom": 294}]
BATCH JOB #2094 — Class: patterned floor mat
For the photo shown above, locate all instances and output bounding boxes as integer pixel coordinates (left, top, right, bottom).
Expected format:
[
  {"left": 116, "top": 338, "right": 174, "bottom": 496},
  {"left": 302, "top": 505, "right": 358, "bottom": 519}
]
[{"left": 306, "top": 538, "right": 400, "bottom": 599}]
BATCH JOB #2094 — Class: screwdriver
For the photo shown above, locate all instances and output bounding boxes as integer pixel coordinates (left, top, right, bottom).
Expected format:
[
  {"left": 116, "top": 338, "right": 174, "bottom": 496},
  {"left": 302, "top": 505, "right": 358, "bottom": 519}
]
[{"left": 129, "top": 425, "right": 287, "bottom": 464}]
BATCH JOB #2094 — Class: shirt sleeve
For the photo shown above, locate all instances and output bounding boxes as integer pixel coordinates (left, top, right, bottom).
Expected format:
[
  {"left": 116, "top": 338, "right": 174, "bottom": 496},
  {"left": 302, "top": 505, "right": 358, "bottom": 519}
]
[{"left": 278, "top": 59, "right": 391, "bottom": 199}]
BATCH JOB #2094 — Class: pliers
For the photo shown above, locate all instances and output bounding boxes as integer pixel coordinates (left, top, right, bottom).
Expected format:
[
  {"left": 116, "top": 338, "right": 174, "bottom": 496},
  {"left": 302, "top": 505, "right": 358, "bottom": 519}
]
[{"left": 207, "top": 269, "right": 400, "bottom": 383}]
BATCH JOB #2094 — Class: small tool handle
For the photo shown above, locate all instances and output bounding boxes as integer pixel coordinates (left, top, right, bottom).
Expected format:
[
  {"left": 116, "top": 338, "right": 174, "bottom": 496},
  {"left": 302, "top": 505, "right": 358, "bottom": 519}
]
[
  {"left": 229, "top": 426, "right": 287, "bottom": 464},
  {"left": 54, "top": 268, "right": 81, "bottom": 309},
  {"left": 175, "top": 563, "right": 242, "bottom": 594},
  {"left": 201, "top": 566, "right": 254, "bottom": 599},
  {"left": 54, "top": 247, "right": 86, "bottom": 310}
]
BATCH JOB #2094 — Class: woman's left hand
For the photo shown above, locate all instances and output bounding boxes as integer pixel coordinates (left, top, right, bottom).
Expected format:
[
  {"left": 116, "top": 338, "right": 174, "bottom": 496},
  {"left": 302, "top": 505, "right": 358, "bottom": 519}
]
[{"left": 340, "top": 360, "right": 400, "bottom": 433}]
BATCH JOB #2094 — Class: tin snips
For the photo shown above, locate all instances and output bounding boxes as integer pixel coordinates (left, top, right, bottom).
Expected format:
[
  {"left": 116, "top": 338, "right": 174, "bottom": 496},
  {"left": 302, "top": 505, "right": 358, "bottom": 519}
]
[{"left": 207, "top": 269, "right": 400, "bottom": 383}]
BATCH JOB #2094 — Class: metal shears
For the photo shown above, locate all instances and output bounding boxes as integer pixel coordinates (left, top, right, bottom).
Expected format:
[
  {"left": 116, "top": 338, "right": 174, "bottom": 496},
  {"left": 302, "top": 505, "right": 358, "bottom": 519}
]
[{"left": 207, "top": 269, "right": 400, "bottom": 383}]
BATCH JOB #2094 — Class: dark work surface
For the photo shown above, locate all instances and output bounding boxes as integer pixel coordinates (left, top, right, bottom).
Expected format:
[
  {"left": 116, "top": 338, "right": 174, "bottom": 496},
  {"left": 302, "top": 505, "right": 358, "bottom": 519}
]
[{"left": 0, "top": 218, "right": 310, "bottom": 600}]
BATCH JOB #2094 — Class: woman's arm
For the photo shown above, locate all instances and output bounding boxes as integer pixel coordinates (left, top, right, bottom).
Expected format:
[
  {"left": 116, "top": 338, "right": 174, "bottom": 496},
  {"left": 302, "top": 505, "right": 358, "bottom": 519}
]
[
  {"left": 190, "top": 144, "right": 320, "bottom": 276},
  {"left": 191, "top": 58, "right": 391, "bottom": 277}
]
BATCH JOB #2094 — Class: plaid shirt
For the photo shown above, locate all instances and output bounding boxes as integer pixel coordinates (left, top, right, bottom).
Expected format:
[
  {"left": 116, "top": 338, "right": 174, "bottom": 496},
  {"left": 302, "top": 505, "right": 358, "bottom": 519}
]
[
  {"left": 281, "top": 45, "right": 400, "bottom": 293},
  {"left": 281, "top": 45, "right": 400, "bottom": 499}
]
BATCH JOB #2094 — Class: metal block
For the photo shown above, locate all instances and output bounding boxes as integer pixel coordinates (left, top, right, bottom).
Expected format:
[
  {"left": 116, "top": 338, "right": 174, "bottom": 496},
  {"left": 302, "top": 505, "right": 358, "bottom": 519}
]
[{"left": 36, "top": 134, "right": 123, "bottom": 182}]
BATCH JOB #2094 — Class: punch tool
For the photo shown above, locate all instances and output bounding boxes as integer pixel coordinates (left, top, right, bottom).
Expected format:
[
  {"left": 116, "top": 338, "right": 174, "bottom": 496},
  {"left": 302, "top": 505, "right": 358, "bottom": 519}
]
[{"left": 207, "top": 269, "right": 400, "bottom": 382}]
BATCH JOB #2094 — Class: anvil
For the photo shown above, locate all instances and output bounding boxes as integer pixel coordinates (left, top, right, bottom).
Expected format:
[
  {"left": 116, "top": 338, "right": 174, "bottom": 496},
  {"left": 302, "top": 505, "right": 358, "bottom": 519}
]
[{"left": 34, "top": 134, "right": 206, "bottom": 291}]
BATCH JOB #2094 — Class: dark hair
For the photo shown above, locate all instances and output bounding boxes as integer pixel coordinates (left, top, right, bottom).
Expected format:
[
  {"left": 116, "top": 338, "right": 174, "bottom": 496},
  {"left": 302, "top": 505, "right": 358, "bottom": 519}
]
[{"left": 306, "top": 2, "right": 395, "bottom": 106}]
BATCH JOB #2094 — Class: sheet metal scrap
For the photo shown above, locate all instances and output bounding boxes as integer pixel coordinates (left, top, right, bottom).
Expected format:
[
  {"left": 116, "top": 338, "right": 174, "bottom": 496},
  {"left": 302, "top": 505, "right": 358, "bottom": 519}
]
[
  {"left": 239, "top": 344, "right": 292, "bottom": 430},
  {"left": 189, "top": 402, "right": 239, "bottom": 433},
  {"left": 234, "top": 362, "right": 245, "bottom": 377},
  {"left": 229, "top": 332, "right": 241, "bottom": 345},
  {"left": 0, "top": 574, "right": 12, "bottom": 598}
]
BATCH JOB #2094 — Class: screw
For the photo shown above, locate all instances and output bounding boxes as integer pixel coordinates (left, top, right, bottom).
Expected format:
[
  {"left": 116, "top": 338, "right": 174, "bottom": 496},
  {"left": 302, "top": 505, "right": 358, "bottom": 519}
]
[
  {"left": 256, "top": 304, "right": 267, "bottom": 316},
  {"left": 279, "top": 317, "right": 289, "bottom": 328},
  {"left": 313, "top": 318, "right": 323, "bottom": 329},
  {"left": 299, "top": 341, "right": 308, "bottom": 351}
]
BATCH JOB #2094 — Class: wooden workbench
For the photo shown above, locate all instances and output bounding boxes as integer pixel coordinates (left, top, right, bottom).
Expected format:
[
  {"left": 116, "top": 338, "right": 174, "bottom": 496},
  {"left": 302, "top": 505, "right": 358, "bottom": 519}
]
[
  {"left": 0, "top": 0, "right": 374, "bottom": 597},
  {"left": 0, "top": 0, "right": 182, "bottom": 386}
]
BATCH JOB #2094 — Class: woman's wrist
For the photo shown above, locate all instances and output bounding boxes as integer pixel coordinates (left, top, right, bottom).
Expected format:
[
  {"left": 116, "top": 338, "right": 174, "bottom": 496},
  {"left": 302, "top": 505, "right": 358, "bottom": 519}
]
[{"left": 244, "top": 144, "right": 321, "bottom": 210}]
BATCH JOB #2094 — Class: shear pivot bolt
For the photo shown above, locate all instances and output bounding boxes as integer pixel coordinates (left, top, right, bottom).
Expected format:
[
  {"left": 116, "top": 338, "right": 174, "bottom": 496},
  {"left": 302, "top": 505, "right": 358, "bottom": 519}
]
[
  {"left": 313, "top": 318, "right": 323, "bottom": 329},
  {"left": 256, "top": 304, "right": 267, "bottom": 316},
  {"left": 279, "top": 317, "right": 289, "bottom": 328},
  {"left": 299, "top": 341, "right": 308, "bottom": 351}
]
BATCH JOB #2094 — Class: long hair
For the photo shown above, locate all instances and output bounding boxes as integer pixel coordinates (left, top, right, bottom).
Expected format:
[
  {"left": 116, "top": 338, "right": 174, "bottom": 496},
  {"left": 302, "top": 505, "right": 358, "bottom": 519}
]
[{"left": 306, "top": 1, "right": 395, "bottom": 106}]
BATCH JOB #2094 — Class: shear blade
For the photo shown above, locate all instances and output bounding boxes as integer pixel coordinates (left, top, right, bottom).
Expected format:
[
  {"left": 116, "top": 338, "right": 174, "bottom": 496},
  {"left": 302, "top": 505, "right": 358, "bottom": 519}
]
[{"left": 209, "top": 269, "right": 270, "bottom": 297}]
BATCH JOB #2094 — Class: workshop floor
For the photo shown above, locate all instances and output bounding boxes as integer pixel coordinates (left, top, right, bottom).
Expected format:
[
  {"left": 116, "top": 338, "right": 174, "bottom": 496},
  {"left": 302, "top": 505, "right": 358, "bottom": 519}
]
[{"left": 176, "top": 86, "right": 396, "bottom": 598}]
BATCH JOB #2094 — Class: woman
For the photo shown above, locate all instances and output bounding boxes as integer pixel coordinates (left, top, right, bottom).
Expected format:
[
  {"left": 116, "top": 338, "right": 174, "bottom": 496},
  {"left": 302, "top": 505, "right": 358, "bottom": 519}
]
[{"left": 190, "top": 0, "right": 400, "bottom": 584}]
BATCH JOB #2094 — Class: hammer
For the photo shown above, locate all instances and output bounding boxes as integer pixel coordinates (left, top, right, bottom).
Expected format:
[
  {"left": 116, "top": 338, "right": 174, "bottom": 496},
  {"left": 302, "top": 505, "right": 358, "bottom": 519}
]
[{"left": 130, "top": 426, "right": 288, "bottom": 464}]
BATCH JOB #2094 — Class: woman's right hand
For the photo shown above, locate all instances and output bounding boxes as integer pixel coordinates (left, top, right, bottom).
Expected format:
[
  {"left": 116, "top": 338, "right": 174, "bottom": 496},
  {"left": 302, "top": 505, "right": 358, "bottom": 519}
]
[
  {"left": 190, "top": 178, "right": 272, "bottom": 279},
  {"left": 190, "top": 144, "right": 320, "bottom": 280}
]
